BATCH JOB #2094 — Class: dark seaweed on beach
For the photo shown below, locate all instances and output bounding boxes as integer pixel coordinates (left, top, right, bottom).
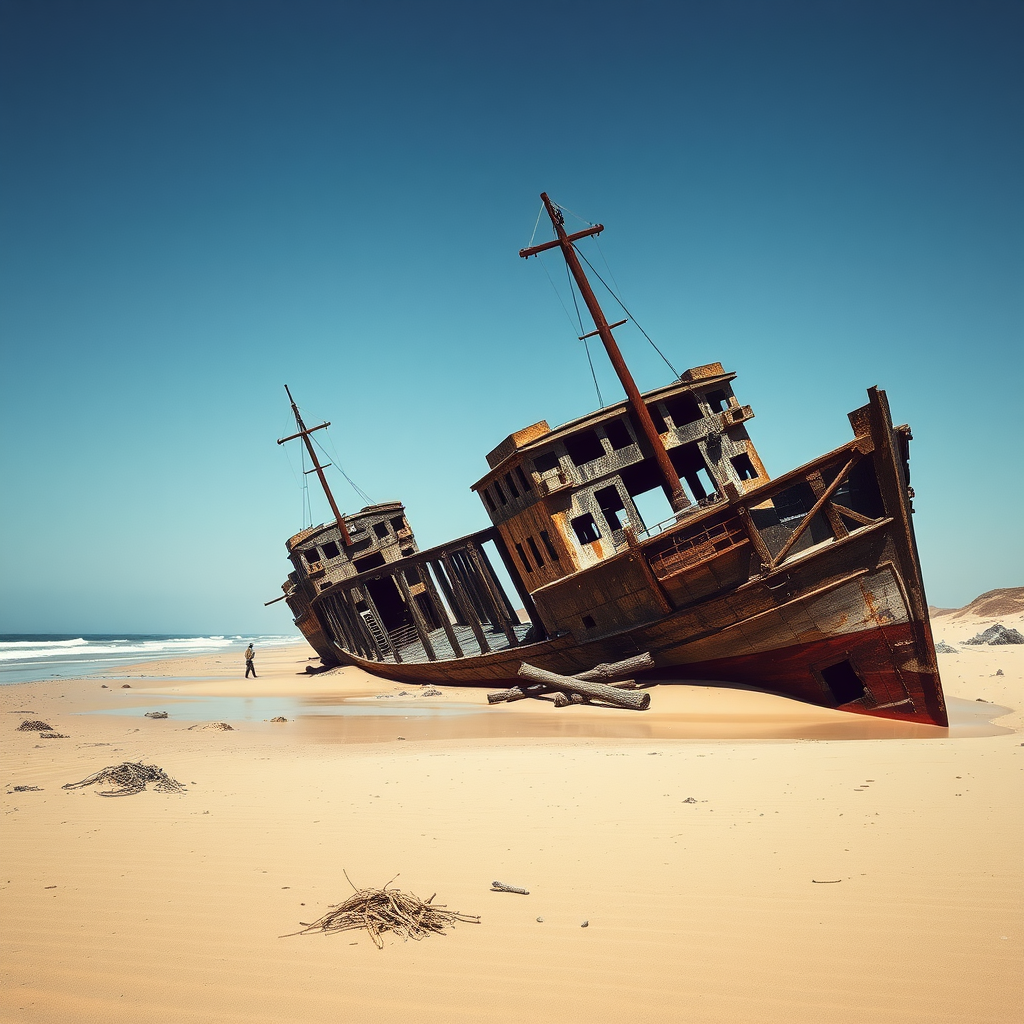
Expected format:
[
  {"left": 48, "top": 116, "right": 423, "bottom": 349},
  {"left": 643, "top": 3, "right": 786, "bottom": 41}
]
[
  {"left": 282, "top": 873, "right": 480, "bottom": 949},
  {"left": 62, "top": 762, "right": 186, "bottom": 797},
  {"left": 17, "top": 720, "right": 53, "bottom": 731}
]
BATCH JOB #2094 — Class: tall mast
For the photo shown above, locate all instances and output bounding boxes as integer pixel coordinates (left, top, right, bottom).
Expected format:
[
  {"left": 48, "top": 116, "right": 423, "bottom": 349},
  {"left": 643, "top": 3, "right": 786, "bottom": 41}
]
[
  {"left": 519, "top": 193, "right": 688, "bottom": 512},
  {"left": 277, "top": 385, "right": 352, "bottom": 546}
]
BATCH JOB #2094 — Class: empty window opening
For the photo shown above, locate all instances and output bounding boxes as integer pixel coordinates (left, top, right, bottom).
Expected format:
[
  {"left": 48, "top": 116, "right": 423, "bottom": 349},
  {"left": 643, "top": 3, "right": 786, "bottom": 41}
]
[
  {"left": 373, "top": 522, "right": 389, "bottom": 539},
  {"left": 571, "top": 513, "right": 602, "bottom": 545},
  {"left": 493, "top": 480, "right": 508, "bottom": 505},
  {"left": 353, "top": 552, "right": 386, "bottom": 573},
  {"left": 321, "top": 541, "right": 341, "bottom": 560},
  {"left": 565, "top": 430, "right": 605, "bottom": 467},
  {"left": 683, "top": 467, "right": 717, "bottom": 501},
  {"left": 581, "top": 615, "right": 596, "bottom": 630},
  {"left": 647, "top": 403, "right": 669, "bottom": 434},
  {"left": 389, "top": 516, "right": 406, "bottom": 531},
  {"left": 504, "top": 471, "right": 520, "bottom": 499},
  {"left": 515, "top": 466, "right": 533, "bottom": 492},
  {"left": 514, "top": 542, "right": 533, "bottom": 573},
  {"left": 533, "top": 451, "right": 560, "bottom": 474},
  {"left": 400, "top": 547, "right": 414, "bottom": 557},
  {"left": 483, "top": 488, "right": 496, "bottom": 512},
  {"left": 665, "top": 392, "right": 703, "bottom": 427},
  {"left": 303, "top": 549, "right": 320, "bottom": 565},
  {"left": 318, "top": 581, "right": 333, "bottom": 591},
  {"left": 595, "top": 485, "right": 627, "bottom": 532},
  {"left": 820, "top": 660, "right": 866, "bottom": 706},
  {"left": 706, "top": 389, "right": 730, "bottom": 414},
  {"left": 731, "top": 453, "right": 758, "bottom": 481},
  {"left": 605, "top": 419, "right": 634, "bottom": 451},
  {"left": 540, "top": 530, "right": 561, "bottom": 562},
  {"left": 526, "top": 535, "right": 545, "bottom": 567}
]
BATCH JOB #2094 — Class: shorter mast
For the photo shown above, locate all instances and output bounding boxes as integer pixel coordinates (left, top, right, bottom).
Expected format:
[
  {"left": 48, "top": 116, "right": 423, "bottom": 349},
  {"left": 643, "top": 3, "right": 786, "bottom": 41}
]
[
  {"left": 520, "top": 193, "right": 688, "bottom": 512},
  {"left": 277, "top": 385, "right": 352, "bottom": 546}
]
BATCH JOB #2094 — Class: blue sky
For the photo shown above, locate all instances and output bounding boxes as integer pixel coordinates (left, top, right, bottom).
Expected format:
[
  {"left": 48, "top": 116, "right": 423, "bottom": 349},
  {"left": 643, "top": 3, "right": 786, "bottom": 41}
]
[{"left": 1, "top": 0, "right": 1020, "bottom": 633}]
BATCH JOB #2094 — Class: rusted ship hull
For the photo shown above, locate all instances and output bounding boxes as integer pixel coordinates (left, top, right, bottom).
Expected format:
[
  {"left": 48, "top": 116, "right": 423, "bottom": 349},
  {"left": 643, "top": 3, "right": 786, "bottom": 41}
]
[{"left": 309, "top": 388, "right": 946, "bottom": 726}]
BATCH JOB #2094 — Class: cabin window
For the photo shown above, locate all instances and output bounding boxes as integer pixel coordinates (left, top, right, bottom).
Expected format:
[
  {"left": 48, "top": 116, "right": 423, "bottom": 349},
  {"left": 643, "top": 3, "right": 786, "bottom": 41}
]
[
  {"left": 318, "top": 581, "right": 333, "bottom": 591},
  {"left": 565, "top": 430, "right": 605, "bottom": 467},
  {"left": 504, "top": 471, "right": 520, "bottom": 499},
  {"left": 665, "top": 392, "right": 703, "bottom": 427},
  {"left": 526, "top": 535, "right": 545, "bottom": 567},
  {"left": 514, "top": 542, "right": 533, "bottom": 573},
  {"left": 493, "top": 480, "right": 508, "bottom": 505},
  {"left": 540, "top": 530, "right": 561, "bottom": 562},
  {"left": 647, "top": 403, "right": 669, "bottom": 433},
  {"left": 706, "top": 389, "right": 730, "bottom": 413},
  {"left": 373, "top": 523, "right": 389, "bottom": 539},
  {"left": 731, "top": 453, "right": 758, "bottom": 481},
  {"left": 605, "top": 419, "right": 634, "bottom": 451},
  {"left": 534, "top": 452, "right": 560, "bottom": 474},
  {"left": 400, "top": 547, "right": 414, "bottom": 557},
  {"left": 571, "top": 513, "right": 601, "bottom": 544},
  {"left": 582, "top": 615, "right": 596, "bottom": 630},
  {"left": 595, "top": 485, "right": 627, "bottom": 532},
  {"left": 321, "top": 541, "right": 340, "bottom": 560},
  {"left": 303, "top": 549, "right": 320, "bottom": 565},
  {"left": 353, "top": 552, "right": 386, "bottom": 573},
  {"left": 515, "top": 466, "right": 532, "bottom": 492},
  {"left": 483, "top": 488, "right": 496, "bottom": 512},
  {"left": 389, "top": 516, "right": 406, "bottom": 531},
  {"left": 819, "top": 660, "right": 866, "bottom": 705}
]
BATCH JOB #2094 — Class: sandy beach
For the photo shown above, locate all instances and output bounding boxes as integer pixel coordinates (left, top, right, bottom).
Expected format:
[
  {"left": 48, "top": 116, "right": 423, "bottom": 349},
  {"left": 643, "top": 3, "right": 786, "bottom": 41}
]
[{"left": 2, "top": 608, "right": 1021, "bottom": 1024}]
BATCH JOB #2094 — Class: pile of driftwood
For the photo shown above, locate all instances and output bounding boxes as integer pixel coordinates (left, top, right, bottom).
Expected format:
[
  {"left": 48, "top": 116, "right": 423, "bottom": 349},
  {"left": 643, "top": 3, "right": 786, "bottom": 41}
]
[
  {"left": 283, "top": 874, "right": 480, "bottom": 949},
  {"left": 63, "top": 762, "right": 186, "bottom": 797},
  {"left": 487, "top": 653, "right": 654, "bottom": 711}
]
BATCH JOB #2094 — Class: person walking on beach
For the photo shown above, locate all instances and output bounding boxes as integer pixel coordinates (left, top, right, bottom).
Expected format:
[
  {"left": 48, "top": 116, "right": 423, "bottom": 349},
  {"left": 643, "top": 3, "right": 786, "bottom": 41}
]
[{"left": 244, "top": 643, "right": 257, "bottom": 678}]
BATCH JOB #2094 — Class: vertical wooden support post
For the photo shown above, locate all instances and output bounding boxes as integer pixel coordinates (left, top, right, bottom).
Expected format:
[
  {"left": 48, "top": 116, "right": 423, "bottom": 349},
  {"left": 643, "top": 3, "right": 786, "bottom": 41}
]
[
  {"left": 467, "top": 543, "right": 518, "bottom": 647},
  {"left": 395, "top": 570, "right": 437, "bottom": 661},
  {"left": 421, "top": 562, "right": 463, "bottom": 658},
  {"left": 431, "top": 558, "right": 465, "bottom": 625},
  {"left": 477, "top": 542, "right": 519, "bottom": 620},
  {"left": 452, "top": 550, "right": 495, "bottom": 626},
  {"left": 345, "top": 587, "right": 380, "bottom": 661},
  {"left": 488, "top": 531, "right": 546, "bottom": 638},
  {"left": 441, "top": 552, "right": 490, "bottom": 654}
]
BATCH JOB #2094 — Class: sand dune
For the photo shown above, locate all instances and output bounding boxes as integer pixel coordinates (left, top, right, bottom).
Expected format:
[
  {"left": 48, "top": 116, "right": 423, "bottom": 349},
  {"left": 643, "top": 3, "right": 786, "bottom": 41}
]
[{"left": 1, "top": 607, "right": 1021, "bottom": 1023}]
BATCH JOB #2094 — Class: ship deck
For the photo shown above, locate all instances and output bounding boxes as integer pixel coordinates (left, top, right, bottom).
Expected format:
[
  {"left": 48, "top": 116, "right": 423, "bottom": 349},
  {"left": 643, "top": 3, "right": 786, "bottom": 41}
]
[{"left": 379, "top": 621, "right": 533, "bottom": 665}]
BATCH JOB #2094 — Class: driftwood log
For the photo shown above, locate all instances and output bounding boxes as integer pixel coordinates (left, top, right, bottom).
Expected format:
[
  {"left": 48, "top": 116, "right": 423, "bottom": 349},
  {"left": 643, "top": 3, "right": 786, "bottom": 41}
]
[
  {"left": 517, "top": 663, "right": 651, "bottom": 711},
  {"left": 487, "top": 653, "right": 653, "bottom": 704}
]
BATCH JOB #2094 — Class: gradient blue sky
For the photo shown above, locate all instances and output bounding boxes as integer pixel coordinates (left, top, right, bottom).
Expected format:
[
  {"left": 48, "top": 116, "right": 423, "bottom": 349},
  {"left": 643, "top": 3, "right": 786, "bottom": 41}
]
[{"left": 1, "top": 0, "right": 1021, "bottom": 633}]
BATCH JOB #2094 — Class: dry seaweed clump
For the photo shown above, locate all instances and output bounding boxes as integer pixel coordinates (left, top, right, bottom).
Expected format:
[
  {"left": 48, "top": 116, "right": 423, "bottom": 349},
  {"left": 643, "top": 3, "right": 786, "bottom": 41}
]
[
  {"left": 283, "top": 874, "right": 480, "bottom": 949},
  {"left": 17, "top": 720, "right": 53, "bottom": 731},
  {"left": 63, "top": 762, "right": 187, "bottom": 797}
]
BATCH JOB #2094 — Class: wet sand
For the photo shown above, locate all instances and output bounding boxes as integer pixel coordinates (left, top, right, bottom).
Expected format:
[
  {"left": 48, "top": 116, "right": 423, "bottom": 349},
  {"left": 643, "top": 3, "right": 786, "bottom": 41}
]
[{"left": 1, "top": 612, "right": 1021, "bottom": 1023}]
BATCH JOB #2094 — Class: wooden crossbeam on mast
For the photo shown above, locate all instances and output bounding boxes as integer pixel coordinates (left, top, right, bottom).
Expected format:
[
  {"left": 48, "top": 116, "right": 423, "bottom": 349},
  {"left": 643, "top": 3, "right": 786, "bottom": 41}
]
[
  {"left": 520, "top": 193, "right": 688, "bottom": 512},
  {"left": 277, "top": 385, "right": 352, "bottom": 546}
]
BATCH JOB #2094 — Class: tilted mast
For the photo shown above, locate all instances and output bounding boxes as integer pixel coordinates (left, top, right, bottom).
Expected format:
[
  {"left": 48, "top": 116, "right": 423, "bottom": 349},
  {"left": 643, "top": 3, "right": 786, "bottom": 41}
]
[
  {"left": 277, "top": 385, "right": 352, "bottom": 546},
  {"left": 519, "top": 193, "right": 688, "bottom": 512}
]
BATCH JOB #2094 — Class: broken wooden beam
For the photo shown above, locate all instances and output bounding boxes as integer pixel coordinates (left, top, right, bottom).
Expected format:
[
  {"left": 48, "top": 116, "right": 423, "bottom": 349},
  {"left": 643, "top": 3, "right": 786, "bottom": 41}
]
[
  {"left": 517, "top": 663, "right": 651, "bottom": 710},
  {"left": 486, "top": 652, "right": 653, "bottom": 704}
]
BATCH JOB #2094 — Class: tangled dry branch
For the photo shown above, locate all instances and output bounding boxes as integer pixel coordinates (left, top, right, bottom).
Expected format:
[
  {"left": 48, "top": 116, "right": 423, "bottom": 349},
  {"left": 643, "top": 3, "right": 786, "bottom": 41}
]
[
  {"left": 62, "top": 762, "right": 187, "bottom": 797},
  {"left": 283, "top": 873, "right": 480, "bottom": 948}
]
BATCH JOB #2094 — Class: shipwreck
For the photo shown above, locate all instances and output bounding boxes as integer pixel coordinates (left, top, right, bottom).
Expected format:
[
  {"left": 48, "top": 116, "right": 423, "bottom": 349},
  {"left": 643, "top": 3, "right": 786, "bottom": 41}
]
[{"left": 271, "top": 193, "right": 947, "bottom": 726}]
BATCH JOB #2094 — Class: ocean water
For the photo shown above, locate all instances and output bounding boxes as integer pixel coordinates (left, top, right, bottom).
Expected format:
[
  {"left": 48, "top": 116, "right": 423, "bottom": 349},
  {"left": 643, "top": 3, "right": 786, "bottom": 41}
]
[{"left": 0, "top": 634, "right": 303, "bottom": 685}]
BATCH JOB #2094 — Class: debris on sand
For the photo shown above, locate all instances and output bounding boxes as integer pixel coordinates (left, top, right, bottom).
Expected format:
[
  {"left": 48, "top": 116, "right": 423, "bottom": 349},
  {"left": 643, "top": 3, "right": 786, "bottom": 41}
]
[
  {"left": 40, "top": 732, "right": 69, "bottom": 739},
  {"left": 187, "top": 722, "right": 234, "bottom": 731},
  {"left": 12, "top": 785, "right": 42, "bottom": 792},
  {"left": 420, "top": 688, "right": 443, "bottom": 697},
  {"left": 144, "top": 711, "right": 169, "bottom": 719},
  {"left": 934, "top": 641, "right": 958, "bottom": 654},
  {"left": 963, "top": 624, "right": 1024, "bottom": 646},
  {"left": 270, "top": 716, "right": 288, "bottom": 723},
  {"left": 17, "top": 720, "right": 53, "bottom": 732},
  {"left": 491, "top": 880, "right": 530, "bottom": 894},
  {"left": 63, "top": 762, "right": 186, "bottom": 797},
  {"left": 283, "top": 873, "right": 480, "bottom": 949}
]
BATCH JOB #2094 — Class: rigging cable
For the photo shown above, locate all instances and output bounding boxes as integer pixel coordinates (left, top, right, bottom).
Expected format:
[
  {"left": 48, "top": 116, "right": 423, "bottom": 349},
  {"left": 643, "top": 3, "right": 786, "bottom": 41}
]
[
  {"left": 565, "top": 258, "right": 603, "bottom": 407},
  {"left": 573, "top": 244, "right": 681, "bottom": 379},
  {"left": 312, "top": 432, "right": 374, "bottom": 506}
]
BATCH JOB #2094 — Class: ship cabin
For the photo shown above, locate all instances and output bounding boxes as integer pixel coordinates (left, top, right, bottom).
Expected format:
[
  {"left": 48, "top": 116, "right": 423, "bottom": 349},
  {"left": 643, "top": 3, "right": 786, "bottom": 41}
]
[
  {"left": 282, "top": 501, "right": 421, "bottom": 661},
  {"left": 470, "top": 362, "right": 767, "bottom": 590}
]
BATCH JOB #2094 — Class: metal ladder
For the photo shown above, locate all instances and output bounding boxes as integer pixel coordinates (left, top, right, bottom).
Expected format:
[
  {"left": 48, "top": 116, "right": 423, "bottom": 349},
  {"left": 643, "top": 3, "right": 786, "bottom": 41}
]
[{"left": 359, "top": 611, "right": 392, "bottom": 656}]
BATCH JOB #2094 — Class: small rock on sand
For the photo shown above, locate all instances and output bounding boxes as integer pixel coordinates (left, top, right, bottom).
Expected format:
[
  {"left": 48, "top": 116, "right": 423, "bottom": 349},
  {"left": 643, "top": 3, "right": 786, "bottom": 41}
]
[{"left": 270, "top": 716, "right": 288, "bottom": 723}]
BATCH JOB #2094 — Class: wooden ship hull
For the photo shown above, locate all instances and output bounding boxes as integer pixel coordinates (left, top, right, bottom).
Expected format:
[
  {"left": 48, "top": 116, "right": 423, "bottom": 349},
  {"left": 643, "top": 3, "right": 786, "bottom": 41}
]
[{"left": 277, "top": 194, "right": 946, "bottom": 727}]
